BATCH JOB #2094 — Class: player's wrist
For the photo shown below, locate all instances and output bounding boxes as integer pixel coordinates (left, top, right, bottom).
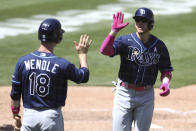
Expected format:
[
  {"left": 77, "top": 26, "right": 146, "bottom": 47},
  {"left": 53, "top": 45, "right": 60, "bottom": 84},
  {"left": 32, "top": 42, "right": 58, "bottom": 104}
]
[
  {"left": 76, "top": 48, "right": 89, "bottom": 54},
  {"left": 11, "top": 105, "right": 20, "bottom": 115},
  {"left": 78, "top": 54, "right": 88, "bottom": 68},
  {"left": 162, "top": 77, "right": 170, "bottom": 85},
  {"left": 78, "top": 53, "right": 87, "bottom": 58},
  {"left": 109, "top": 30, "right": 118, "bottom": 36}
]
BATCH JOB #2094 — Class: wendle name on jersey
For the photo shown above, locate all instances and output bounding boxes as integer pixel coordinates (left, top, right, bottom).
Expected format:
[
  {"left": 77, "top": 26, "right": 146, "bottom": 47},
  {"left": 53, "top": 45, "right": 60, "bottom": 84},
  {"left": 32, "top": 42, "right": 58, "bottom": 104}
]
[{"left": 24, "top": 59, "right": 59, "bottom": 74}]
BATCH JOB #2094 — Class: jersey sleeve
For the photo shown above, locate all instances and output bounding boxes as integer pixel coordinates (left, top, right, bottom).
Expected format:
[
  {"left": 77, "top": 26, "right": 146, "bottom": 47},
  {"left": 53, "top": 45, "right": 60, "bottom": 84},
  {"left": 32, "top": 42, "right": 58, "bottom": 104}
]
[
  {"left": 66, "top": 63, "right": 89, "bottom": 84},
  {"left": 10, "top": 59, "right": 23, "bottom": 100},
  {"left": 158, "top": 42, "right": 173, "bottom": 73}
]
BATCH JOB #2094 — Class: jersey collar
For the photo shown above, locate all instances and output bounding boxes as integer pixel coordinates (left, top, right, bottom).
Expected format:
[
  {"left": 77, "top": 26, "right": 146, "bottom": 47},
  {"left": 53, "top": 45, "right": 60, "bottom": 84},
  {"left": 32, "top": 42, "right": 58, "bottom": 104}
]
[
  {"left": 31, "top": 51, "right": 57, "bottom": 58},
  {"left": 131, "top": 32, "right": 158, "bottom": 50}
]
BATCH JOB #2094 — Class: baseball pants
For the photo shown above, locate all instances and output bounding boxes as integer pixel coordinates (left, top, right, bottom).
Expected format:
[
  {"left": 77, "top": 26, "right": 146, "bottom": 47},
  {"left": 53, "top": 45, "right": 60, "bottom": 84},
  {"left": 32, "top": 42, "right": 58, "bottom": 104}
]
[
  {"left": 21, "top": 107, "right": 64, "bottom": 131},
  {"left": 113, "top": 79, "right": 154, "bottom": 131}
]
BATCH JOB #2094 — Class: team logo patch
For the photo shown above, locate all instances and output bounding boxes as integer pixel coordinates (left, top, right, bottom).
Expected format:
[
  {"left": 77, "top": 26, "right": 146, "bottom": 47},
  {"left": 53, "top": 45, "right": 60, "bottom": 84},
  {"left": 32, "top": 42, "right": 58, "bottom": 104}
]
[
  {"left": 127, "top": 46, "right": 160, "bottom": 67},
  {"left": 42, "top": 23, "right": 50, "bottom": 30}
]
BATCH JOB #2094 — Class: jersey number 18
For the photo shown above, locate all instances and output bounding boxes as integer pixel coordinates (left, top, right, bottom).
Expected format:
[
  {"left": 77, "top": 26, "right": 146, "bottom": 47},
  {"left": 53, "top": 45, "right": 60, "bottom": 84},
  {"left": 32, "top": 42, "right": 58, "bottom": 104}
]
[{"left": 29, "top": 72, "right": 50, "bottom": 97}]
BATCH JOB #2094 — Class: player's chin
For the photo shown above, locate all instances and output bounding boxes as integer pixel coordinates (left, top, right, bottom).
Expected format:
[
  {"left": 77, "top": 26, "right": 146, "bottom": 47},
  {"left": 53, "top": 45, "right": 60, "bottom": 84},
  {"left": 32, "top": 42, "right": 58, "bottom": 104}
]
[
  {"left": 137, "top": 29, "right": 144, "bottom": 34},
  {"left": 137, "top": 28, "right": 149, "bottom": 34}
]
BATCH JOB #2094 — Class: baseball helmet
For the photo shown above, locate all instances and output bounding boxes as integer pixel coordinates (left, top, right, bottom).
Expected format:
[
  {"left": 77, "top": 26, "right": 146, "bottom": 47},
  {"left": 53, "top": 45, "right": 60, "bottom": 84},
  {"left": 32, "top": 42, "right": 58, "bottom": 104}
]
[
  {"left": 38, "top": 18, "right": 65, "bottom": 43},
  {"left": 133, "top": 7, "right": 154, "bottom": 30}
]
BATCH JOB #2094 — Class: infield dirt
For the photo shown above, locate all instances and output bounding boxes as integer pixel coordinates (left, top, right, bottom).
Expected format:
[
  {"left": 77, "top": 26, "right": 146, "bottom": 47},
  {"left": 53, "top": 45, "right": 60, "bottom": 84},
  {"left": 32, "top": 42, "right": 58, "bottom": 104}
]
[{"left": 0, "top": 85, "right": 195, "bottom": 131}]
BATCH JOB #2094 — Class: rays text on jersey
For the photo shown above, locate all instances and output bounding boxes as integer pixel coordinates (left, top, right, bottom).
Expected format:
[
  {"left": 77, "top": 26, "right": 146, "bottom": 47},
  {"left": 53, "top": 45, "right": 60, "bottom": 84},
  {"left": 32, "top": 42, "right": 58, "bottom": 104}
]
[{"left": 127, "top": 46, "right": 160, "bottom": 66}]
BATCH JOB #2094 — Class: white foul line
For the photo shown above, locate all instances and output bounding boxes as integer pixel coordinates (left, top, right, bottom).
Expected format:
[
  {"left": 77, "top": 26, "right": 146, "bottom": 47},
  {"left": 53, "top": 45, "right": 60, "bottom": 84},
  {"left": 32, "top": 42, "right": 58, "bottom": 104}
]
[{"left": 155, "top": 108, "right": 196, "bottom": 115}]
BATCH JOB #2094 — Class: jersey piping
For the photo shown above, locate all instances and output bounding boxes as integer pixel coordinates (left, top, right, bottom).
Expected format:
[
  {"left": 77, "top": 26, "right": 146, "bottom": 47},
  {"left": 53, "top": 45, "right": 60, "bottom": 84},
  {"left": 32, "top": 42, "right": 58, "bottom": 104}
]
[{"left": 31, "top": 52, "right": 57, "bottom": 59}]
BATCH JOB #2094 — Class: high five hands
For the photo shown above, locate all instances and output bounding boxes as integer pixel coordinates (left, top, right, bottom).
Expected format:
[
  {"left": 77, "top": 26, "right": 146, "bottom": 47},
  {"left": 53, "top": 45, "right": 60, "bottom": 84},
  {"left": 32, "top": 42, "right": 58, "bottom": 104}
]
[
  {"left": 74, "top": 34, "right": 92, "bottom": 54},
  {"left": 112, "top": 11, "right": 129, "bottom": 32}
]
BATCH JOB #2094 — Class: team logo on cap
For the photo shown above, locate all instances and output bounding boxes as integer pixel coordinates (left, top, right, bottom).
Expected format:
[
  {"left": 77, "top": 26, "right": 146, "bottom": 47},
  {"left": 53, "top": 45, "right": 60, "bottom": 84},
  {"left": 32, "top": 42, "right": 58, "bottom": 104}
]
[
  {"left": 140, "top": 9, "right": 145, "bottom": 15},
  {"left": 42, "top": 23, "right": 50, "bottom": 30}
]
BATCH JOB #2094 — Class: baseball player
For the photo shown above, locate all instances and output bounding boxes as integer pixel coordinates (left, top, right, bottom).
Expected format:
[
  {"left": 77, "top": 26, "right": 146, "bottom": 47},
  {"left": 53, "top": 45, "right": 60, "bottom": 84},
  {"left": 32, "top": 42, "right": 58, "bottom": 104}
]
[
  {"left": 10, "top": 18, "right": 92, "bottom": 131},
  {"left": 100, "top": 8, "right": 173, "bottom": 131}
]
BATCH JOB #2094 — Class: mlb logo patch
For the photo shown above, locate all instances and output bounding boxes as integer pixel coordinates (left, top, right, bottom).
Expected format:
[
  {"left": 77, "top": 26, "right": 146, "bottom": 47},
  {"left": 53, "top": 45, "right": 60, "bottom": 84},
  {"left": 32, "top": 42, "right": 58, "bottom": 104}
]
[{"left": 40, "top": 53, "right": 46, "bottom": 57}]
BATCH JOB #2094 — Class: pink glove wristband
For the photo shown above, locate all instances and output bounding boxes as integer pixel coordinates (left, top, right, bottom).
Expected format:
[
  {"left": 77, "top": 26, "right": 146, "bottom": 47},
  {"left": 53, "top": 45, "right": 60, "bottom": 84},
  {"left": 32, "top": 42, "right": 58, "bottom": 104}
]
[
  {"left": 100, "top": 35, "right": 115, "bottom": 56},
  {"left": 161, "top": 71, "right": 172, "bottom": 81},
  {"left": 11, "top": 105, "right": 20, "bottom": 114},
  {"left": 160, "top": 77, "right": 170, "bottom": 97}
]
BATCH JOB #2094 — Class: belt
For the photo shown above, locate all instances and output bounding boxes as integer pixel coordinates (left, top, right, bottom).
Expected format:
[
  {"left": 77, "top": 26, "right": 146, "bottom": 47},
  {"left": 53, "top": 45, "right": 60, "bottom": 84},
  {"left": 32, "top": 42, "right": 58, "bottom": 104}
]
[
  {"left": 34, "top": 106, "right": 62, "bottom": 110},
  {"left": 121, "top": 82, "right": 152, "bottom": 91}
]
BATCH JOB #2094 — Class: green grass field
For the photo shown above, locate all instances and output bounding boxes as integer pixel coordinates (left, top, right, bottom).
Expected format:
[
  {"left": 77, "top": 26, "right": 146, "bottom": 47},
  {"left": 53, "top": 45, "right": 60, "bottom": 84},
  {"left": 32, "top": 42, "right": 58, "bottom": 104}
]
[{"left": 0, "top": 0, "right": 196, "bottom": 88}]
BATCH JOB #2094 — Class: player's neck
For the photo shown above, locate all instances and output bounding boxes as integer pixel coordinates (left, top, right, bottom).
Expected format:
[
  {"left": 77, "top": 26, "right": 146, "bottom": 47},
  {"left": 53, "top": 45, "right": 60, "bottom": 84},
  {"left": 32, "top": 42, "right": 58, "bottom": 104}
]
[
  {"left": 136, "top": 31, "right": 150, "bottom": 44},
  {"left": 37, "top": 43, "right": 56, "bottom": 53}
]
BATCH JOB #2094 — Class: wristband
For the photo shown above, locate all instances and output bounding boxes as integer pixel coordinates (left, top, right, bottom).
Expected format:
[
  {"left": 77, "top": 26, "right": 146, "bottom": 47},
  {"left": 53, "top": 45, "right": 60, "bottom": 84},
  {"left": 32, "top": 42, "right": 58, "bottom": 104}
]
[
  {"left": 162, "top": 77, "right": 170, "bottom": 84},
  {"left": 161, "top": 71, "right": 172, "bottom": 81},
  {"left": 100, "top": 35, "right": 115, "bottom": 56},
  {"left": 11, "top": 105, "right": 20, "bottom": 114}
]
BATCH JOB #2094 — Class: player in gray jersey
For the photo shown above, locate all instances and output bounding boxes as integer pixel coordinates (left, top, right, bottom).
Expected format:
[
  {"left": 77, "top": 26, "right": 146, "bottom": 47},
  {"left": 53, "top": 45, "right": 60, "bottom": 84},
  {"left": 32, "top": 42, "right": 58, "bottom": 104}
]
[
  {"left": 10, "top": 18, "right": 92, "bottom": 131},
  {"left": 100, "top": 8, "right": 173, "bottom": 131}
]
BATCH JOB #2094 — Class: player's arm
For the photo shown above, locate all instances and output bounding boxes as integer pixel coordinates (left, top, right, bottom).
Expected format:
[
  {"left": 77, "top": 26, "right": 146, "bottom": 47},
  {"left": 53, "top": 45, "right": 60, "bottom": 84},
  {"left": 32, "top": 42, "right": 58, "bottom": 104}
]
[
  {"left": 158, "top": 41, "right": 173, "bottom": 97},
  {"left": 11, "top": 99, "right": 22, "bottom": 131},
  {"left": 10, "top": 83, "right": 22, "bottom": 123},
  {"left": 11, "top": 70, "right": 22, "bottom": 116},
  {"left": 11, "top": 99, "right": 20, "bottom": 116},
  {"left": 100, "top": 11, "right": 129, "bottom": 56},
  {"left": 68, "top": 34, "right": 92, "bottom": 84},
  {"left": 74, "top": 34, "right": 92, "bottom": 69},
  {"left": 10, "top": 83, "right": 22, "bottom": 130}
]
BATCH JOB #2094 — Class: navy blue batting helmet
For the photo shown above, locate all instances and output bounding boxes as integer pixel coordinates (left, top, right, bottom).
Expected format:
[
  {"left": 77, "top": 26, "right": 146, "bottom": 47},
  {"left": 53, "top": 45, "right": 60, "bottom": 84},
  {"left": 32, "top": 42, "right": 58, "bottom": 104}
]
[
  {"left": 38, "top": 18, "right": 65, "bottom": 43},
  {"left": 133, "top": 7, "right": 154, "bottom": 30}
]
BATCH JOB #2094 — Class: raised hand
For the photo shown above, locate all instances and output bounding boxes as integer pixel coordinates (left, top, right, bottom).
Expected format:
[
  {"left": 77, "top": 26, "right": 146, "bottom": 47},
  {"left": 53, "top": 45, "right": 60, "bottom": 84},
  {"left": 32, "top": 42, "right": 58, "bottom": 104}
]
[
  {"left": 112, "top": 11, "right": 129, "bottom": 32},
  {"left": 74, "top": 34, "right": 92, "bottom": 54}
]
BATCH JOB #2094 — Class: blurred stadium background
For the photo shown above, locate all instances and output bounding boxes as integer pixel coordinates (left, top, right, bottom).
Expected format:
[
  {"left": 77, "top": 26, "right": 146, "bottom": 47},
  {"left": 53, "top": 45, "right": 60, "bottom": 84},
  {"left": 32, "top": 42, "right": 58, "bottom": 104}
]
[{"left": 0, "top": 0, "right": 196, "bottom": 88}]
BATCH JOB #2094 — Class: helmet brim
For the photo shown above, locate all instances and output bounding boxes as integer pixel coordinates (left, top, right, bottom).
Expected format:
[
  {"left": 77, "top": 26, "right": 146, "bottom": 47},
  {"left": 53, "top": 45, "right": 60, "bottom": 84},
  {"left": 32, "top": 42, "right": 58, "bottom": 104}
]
[{"left": 61, "top": 29, "right": 65, "bottom": 34}]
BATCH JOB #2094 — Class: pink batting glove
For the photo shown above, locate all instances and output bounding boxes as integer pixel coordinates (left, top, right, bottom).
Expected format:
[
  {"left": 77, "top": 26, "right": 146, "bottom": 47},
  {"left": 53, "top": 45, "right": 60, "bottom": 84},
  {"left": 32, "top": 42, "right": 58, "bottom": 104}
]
[
  {"left": 112, "top": 11, "right": 129, "bottom": 32},
  {"left": 160, "top": 83, "right": 170, "bottom": 96}
]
